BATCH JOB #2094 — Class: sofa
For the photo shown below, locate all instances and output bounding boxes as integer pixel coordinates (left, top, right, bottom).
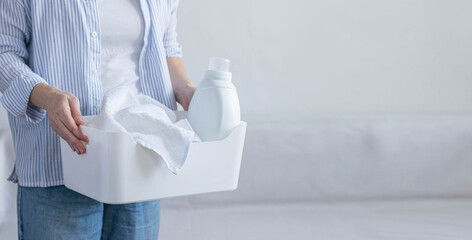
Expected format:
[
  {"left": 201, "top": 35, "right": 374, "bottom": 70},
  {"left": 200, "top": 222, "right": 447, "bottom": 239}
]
[
  {"left": 0, "top": 105, "right": 16, "bottom": 239},
  {"left": 159, "top": 118, "right": 472, "bottom": 239},
  {"left": 2, "top": 103, "right": 472, "bottom": 239}
]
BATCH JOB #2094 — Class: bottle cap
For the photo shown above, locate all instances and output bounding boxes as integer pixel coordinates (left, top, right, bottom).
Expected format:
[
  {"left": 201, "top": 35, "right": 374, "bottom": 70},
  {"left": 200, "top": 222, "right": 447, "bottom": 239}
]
[{"left": 209, "top": 57, "right": 230, "bottom": 72}]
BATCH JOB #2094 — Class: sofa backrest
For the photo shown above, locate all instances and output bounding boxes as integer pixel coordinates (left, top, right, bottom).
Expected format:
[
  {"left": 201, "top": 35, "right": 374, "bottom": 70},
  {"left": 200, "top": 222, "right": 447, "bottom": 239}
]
[
  {"left": 0, "top": 105, "right": 16, "bottom": 224},
  {"left": 2, "top": 107, "right": 472, "bottom": 207},
  {"left": 164, "top": 117, "right": 472, "bottom": 207}
]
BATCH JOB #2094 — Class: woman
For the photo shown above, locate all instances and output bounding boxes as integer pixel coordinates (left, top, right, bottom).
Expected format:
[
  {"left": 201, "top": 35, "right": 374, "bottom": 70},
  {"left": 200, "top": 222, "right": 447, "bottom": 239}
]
[{"left": 0, "top": 0, "right": 195, "bottom": 239}]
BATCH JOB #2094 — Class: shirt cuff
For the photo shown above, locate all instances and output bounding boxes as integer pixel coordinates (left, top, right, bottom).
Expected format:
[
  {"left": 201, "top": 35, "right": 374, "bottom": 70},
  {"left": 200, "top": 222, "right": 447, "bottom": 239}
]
[
  {"left": 165, "top": 45, "right": 183, "bottom": 58},
  {"left": 0, "top": 73, "right": 47, "bottom": 124}
]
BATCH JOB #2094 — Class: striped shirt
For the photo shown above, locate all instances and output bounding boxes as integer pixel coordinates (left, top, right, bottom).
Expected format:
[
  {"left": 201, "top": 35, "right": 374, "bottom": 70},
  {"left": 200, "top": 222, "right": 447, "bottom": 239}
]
[{"left": 0, "top": 0, "right": 182, "bottom": 187}]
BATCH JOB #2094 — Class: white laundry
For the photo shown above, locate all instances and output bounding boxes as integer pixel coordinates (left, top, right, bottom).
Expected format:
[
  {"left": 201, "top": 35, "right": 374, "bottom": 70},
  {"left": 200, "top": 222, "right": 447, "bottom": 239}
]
[{"left": 83, "top": 87, "right": 195, "bottom": 174}]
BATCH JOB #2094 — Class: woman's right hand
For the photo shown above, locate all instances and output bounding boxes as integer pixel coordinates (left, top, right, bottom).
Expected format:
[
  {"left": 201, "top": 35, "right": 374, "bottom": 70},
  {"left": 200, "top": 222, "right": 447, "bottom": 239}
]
[{"left": 29, "top": 83, "right": 89, "bottom": 154}]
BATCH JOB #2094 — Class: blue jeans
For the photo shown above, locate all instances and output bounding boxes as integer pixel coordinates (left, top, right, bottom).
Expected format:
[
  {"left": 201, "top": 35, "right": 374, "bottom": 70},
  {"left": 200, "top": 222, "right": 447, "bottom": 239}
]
[{"left": 17, "top": 185, "right": 160, "bottom": 240}]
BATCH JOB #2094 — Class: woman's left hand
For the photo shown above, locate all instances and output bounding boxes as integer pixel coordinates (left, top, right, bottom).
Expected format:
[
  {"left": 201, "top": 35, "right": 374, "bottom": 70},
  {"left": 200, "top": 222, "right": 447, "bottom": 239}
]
[
  {"left": 174, "top": 84, "right": 196, "bottom": 111},
  {"left": 167, "top": 57, "right": 196, "bottom": 110}
]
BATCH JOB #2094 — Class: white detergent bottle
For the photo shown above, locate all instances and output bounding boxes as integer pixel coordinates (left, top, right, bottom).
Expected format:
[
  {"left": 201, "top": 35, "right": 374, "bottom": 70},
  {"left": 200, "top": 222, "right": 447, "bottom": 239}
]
[{"left": 187, "top": 57, "right": 241, "bottom": 141}]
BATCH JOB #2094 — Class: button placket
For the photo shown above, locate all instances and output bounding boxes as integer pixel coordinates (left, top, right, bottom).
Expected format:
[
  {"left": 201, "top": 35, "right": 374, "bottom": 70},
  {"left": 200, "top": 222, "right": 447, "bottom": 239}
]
[{"left": 86, "top": 0, "right": 102, "bottom": 115}]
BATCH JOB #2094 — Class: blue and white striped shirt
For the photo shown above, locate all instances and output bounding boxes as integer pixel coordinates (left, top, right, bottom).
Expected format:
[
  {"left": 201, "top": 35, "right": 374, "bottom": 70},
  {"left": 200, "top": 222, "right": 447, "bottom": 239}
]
[{"left": 0, "top": 0, "right": 182, "bottom": 187}]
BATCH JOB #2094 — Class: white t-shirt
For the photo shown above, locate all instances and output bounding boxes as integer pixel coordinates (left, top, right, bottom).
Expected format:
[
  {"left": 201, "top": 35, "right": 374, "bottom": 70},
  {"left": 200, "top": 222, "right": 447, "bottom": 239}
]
[{"left": 98, "top": 0, "right": 144, "bottom": 95}]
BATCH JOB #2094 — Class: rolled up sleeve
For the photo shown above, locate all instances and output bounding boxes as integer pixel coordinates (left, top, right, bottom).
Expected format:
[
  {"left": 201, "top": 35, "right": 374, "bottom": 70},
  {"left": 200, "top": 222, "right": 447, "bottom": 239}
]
[
  {"left": 0, "top": 0, "right": 48, "bottom": 124},
  {"left": 163, "top": 0, "right": 183, "bottom": 58}
]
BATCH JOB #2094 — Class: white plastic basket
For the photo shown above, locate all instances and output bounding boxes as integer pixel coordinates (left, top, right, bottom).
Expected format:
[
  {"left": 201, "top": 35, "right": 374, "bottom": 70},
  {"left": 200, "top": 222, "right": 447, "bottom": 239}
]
[{"left": 60, "top": 112, "right": 247, "bottom": 204}]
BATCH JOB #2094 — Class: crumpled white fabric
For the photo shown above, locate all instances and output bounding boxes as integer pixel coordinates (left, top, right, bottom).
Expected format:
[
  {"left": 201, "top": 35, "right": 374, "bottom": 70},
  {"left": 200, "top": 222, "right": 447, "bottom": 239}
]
[{"left": 83, "top": 87, "right": 195, "bottom": 174}]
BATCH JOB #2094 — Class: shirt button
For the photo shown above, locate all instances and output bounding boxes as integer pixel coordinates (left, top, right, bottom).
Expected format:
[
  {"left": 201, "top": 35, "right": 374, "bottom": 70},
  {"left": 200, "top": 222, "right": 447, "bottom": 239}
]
[
  {"left": 91, "top": 31, "right": 98, "bottom": 38},
  {"left": 94, "top": 104, "right": 100, "bottom": 110}
]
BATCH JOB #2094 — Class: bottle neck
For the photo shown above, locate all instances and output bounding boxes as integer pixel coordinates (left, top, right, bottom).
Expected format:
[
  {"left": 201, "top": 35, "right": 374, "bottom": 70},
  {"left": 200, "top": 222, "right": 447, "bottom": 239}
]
[{"left": 204, "top": 70, "right": 232, "bottom": 81}]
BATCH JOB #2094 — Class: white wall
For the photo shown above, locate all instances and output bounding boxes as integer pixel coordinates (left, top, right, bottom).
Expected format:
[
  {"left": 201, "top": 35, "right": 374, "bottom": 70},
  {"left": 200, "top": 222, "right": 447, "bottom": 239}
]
[{"left": 177, "top": 0, "right": 472, "bottom": 122}]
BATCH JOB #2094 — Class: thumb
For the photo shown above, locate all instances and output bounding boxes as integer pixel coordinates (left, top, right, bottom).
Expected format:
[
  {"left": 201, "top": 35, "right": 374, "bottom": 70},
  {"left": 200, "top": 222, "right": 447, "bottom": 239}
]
[{"left": 69, "top": 96, "right": 85, "bottom": 125}]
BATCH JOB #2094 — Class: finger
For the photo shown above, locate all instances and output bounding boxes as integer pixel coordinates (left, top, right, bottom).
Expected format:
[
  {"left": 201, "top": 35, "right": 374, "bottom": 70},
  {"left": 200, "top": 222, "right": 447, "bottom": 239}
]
[
  {"left": 68, "top": 95, "right": 85, "bottom": 126},
  {"left": 60, "top": 112, "right": 89, "bottom": 144},
  {"left": 66, "top": 97, "right": 89, "bottom": 143},
  {"left": 182, "top": 102, "right": 189, "bottom": 111},
  {"left": 54, "top": 120, "right": 86, "bottom": 154},
  {"left": 51, "top": 123, "right": 77, "bottom": 153}
]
